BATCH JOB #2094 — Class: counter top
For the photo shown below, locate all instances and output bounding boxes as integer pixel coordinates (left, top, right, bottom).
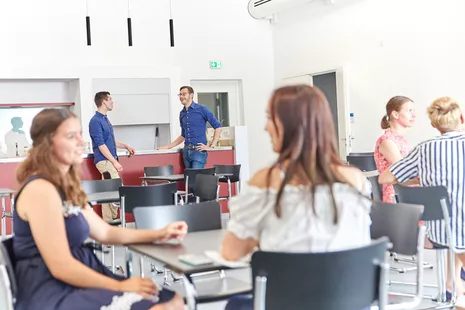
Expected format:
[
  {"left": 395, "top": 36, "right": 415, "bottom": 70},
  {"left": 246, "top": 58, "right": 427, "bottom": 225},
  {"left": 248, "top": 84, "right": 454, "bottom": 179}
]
[{"left": 0, "top": 146, "right": 234, "bottom": 163}]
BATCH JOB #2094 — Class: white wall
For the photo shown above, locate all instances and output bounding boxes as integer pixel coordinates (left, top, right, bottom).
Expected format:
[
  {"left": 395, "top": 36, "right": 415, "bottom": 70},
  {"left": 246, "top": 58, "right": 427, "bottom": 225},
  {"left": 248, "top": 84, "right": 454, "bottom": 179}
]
[
  {"left": 0, "top": 0, "right": 276, "bottom": 174},
  {"left": 273, "top": 0, "right": 465, "bottom": 151}
]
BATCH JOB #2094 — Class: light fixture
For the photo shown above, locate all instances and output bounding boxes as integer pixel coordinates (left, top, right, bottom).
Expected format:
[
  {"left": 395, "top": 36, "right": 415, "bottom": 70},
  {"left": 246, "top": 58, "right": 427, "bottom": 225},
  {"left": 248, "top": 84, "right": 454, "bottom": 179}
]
[
  {"left": 169, "top": 0, "right": 174, "bottom": 47},
  {"left": 85, "top": 0, "right": 91, "bottom": 45},
  {"left": 127, "top": 0, "right": 133, "bottom": 46}
]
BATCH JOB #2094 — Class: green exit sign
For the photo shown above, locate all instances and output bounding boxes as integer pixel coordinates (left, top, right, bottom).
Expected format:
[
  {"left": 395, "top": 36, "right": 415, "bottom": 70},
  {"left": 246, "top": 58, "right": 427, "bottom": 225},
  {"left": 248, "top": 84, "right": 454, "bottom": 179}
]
[{"left": 209, "top": 61, "right": 222, "bottom": 69}]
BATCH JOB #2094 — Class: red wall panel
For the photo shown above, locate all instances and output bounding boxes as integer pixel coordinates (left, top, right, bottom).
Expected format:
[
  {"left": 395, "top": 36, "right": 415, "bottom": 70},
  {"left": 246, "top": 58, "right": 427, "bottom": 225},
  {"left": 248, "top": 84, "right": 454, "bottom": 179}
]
[{"left": 0, "top": 150, "right": 236, "bottom": 234}]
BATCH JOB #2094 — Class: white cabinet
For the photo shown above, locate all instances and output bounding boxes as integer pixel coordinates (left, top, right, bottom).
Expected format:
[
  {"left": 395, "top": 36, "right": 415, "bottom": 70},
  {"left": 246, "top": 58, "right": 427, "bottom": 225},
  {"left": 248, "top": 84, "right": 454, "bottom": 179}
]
[{"left": 92, "top": 78, "right": 171, "bottom": 125}]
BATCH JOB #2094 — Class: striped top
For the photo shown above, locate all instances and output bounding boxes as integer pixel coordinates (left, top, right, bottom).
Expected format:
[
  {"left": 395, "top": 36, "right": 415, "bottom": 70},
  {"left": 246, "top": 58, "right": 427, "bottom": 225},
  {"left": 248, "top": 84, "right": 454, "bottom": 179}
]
[{"left": 390, "top": 131, "right": 465, "bottom": 248}]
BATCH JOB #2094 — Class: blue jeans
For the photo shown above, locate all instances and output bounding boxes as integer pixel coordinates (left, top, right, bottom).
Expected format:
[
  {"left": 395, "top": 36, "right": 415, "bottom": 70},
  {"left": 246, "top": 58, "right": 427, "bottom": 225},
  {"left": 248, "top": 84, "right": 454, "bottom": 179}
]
[{"left": 183, "top": 148, "right": 208, "bottom": 169}]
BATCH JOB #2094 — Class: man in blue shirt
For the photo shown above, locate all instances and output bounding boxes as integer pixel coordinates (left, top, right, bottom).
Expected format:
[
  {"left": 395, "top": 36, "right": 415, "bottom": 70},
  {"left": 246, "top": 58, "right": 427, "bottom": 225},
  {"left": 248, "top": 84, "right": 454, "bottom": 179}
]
[
  {"left": 89, "top": 91, "right": 135, "bottom": 222},
  {"left": 159, "top": 86, "right": 222, "bottom": 168}
]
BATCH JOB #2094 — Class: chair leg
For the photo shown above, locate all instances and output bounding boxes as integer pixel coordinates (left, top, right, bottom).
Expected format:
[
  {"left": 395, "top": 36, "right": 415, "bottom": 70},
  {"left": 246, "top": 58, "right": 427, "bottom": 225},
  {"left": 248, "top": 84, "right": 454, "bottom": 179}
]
[
  {"left": 390, "top": 253, "right": 434, "bottom": 273},
  {"left": 163, "top": 268, "right": 172, "bottom": 287},
  {"left": 171, "top": 271, "right": 182, "bottom": 282},
  {"left": 433, "top": 250, "right": 447, "bottom": 303},
  {"left": 111, "top": 245, "right": 116, "bottom": 273},
  {"left": 227, "top": 179, "right": 231, "bottom": 200},
  {"left": 101, "top": 248, "right": 105, "bottom": 265},
  {"left": 150, "top": 262, "right": 164, "bottom": 274},
  {"left": 139, "top": 256, "right": 144, "bottom": 277}
]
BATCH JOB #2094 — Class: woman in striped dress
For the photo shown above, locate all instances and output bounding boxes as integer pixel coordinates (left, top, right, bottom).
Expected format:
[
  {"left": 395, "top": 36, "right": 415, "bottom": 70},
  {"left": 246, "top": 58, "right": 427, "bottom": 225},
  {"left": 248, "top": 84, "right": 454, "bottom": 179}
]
[{"left": 379, "top": 96, "right": 465, "bottom": 296}]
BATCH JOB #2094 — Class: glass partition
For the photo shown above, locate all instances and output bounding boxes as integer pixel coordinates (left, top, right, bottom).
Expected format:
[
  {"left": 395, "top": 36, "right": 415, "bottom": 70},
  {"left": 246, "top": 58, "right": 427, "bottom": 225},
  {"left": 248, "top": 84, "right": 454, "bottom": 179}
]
[{"left": 0, "top": 106, "right": 68, "bottom": 157}]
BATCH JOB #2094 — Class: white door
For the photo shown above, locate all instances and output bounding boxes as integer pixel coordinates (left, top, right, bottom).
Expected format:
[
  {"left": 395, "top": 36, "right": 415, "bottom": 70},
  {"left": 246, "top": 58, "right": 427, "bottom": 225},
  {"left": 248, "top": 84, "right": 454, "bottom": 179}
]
[
  {"left": 190, "top": 80, "right": 243, "bottom": 126},
  {"left": 281, "top": 69, "right": 350, "bottom": 160},
  {"left": 280, "top": 74, "right": 313, "bottom": 86}
]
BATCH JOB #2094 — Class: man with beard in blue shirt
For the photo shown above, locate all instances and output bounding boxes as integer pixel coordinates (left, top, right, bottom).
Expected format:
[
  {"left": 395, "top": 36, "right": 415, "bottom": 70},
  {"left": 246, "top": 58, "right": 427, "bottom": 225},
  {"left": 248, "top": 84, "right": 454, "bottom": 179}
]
[{"left": 158, "top": 86, "right": 222, "bottom": 168}]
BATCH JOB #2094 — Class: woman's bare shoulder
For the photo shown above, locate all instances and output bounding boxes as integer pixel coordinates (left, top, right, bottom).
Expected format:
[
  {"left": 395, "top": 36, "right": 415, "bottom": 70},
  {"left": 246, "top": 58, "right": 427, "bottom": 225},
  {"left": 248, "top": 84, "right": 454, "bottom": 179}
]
[
  {"left": 335, "top": 165, "right": 366, "bottom": 191},
  {"left": 248, "top": 167, "right": 283, "bottom": 190},
  {"left": 16, "top": 178, "right": 61, "bottom": 215}
]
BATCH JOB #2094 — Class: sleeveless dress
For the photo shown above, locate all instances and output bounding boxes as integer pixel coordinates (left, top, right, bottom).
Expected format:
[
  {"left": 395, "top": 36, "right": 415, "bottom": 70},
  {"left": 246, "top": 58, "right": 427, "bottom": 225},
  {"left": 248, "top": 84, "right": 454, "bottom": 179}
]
[
  {"left": 13, "top": 176, "right": 175, "bottom": 310},
  {"left": 374, "top": 129, "right": 411, "bottom": 203}
]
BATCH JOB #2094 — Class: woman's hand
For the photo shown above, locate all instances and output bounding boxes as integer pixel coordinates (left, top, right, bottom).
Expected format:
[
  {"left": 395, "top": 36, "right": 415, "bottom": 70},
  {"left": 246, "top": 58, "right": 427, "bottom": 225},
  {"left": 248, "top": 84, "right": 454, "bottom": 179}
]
[
  {"left": 160, "top": 221, "right": 188, "bottom": 242},
  {"left": 117, "top": 277, "right": 158, "bottom": 298}
]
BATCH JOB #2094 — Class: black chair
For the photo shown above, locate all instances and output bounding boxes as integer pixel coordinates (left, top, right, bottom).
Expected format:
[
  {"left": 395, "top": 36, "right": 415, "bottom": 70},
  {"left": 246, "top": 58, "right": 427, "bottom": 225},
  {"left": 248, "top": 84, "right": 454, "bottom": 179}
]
[
  {"left": 119, "top": 183, "right": 180, "bottom": 227},
  {"left": 144, "top": 165, "right": 174, "bottom": 177},
  {"left": 119, "top": 183, "right": 181, "bottom": 276},
  {"left": 214, "top": 164, "right": 241, "bottom": 199},
  {"left": 368, "top": 175, "right": 383, "bottom": 201},
  {"left": 0, "top": 237, "right": 16, "bottom": 310},
  {"left": 81, "top": 178, "right": 122, "bottom": 273},
  {"left": 143, "top": 165, "right": 174, "bottom": 185},
  {"left": 394, "top": 184, "right": 455, "bottom": 304},
  {"left": 371, "top": 201, "right": 425, "bottom": 306},
  {"left": 194, "top": 174, "right": 219, "bottom": 203},
  {"left": 81, "top": 178, "right": 122, "bottom": 195},
  {"left": 81, "top": 178, "right": 122, "bottom": 227},
  {"left": 133, "top": 201, "right": 222, "bottom": 286},
  {"left": 347, "top": 152, "right": 377, "bottom": 172},
  {"left": 252, "top": 238, "right": 390, "bottom": 310},
  {"left": 133, "top": 201, "right": 222, "bottom": 232},
  {"left": 183, "top": 168, "right": 216, "bottom": 201}
]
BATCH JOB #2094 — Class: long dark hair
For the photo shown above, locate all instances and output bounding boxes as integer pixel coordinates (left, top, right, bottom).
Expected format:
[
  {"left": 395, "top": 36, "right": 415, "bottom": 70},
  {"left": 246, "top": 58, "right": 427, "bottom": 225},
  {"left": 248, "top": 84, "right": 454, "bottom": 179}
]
[
  {"left": 16, "top": 109, "right": 87, "bottom": 208},
  {"left": 267, "top": 85, "right": 346, "bottom": 223}
]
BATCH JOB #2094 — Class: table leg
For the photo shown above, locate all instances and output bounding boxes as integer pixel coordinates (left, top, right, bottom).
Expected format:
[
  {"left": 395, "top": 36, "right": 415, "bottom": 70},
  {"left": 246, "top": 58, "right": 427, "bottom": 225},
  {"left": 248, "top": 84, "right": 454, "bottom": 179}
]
[
  {"left": 183, "top": 274, "right": 198, "bottom": 310},
  {"left": 10, "top": 194, "right": 14, "bottom": 234},
  {"left": 139, "top": 256, "right": 144, "bottom": 277},
  {"left": 125, "top": 249, "right": 133, "bottom": 278},
  {"left": 1, "top": 196, "right": 6, "bottom": 238}
]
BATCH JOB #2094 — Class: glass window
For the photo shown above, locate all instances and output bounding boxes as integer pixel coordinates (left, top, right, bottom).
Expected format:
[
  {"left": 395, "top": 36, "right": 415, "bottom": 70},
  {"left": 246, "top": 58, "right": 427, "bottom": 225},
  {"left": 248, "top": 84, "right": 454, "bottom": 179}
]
[{"left": 0, "top": 107, "right": 67, "bottom": 157}]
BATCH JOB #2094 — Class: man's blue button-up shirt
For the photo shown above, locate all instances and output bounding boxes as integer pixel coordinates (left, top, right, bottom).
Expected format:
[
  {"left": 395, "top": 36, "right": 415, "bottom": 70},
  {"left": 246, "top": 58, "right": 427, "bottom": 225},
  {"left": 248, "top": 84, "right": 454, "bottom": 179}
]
[
  {"left": 89, "top": 112, "right": 117, "bottom": 164},
  {"left": 180, "top": 102, "right": 221, "bottom": 146}
]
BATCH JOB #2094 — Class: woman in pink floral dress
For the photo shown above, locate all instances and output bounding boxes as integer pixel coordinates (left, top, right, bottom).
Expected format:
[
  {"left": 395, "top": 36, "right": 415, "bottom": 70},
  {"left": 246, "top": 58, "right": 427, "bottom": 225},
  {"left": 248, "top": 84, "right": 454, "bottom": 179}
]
[{"left": 374, "top": 96, "right": 416, "bottom": 202}]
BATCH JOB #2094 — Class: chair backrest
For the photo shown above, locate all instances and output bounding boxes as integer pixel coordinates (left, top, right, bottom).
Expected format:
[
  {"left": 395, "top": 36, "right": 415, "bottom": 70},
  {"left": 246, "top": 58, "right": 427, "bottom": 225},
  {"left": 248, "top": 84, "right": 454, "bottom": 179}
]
[
  {"left": 252, "top": 237, "right": 390, "bottom": 310},
  {"left": 81, "top": 178, "right": 122, "bottom": 195},
  {"left": 119, "top": 183, "right": 178, "bottom": 214},
  {"left": 371, "top": 201, "right": 424, "bottom": 256},
  {"left": 214, "top": 164, "right": 241, "bottom": 183},
  {"left": 0, "top": 237, "right": 17, "bottom": 309},
  {"left": 194, "top": 174, "right": 219, "bottom": 202},
  {"left": 346, "top": 152, "right": 377, "bottom": 172},
  {"left": 144, "top": 165, "right": 174, "bottom": 177},
  {"left": 184, "top": 167, "right": 216, "bottom": 189},
  {"left": 133, "top": 201, "right": 222, "bottom": 232},
  {"left": 394, "top": 185, "right": 450, "bottom": 221},
  {"left": 368, "top": 175, "right": 383, "bottom": 201}
]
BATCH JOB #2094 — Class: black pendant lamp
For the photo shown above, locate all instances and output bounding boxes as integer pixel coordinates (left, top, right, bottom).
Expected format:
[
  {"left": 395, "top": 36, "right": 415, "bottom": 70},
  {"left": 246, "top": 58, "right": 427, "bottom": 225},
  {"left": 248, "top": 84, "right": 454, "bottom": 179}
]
[
  {"left": 85, "top": 0, "right": 91, "bottom": 45},
  {"left": 127, "top": 0, "right": 133, "bottom": 46},
  {"left": 169, "top": 0, "right": 174, "bottom": 47}
]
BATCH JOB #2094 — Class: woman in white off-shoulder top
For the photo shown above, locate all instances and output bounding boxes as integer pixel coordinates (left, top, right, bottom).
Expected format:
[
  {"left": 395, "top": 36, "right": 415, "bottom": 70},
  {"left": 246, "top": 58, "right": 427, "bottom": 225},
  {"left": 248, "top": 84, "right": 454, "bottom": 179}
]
[{"left": 222, "top": 85, "right": 372, "bottom": 310}]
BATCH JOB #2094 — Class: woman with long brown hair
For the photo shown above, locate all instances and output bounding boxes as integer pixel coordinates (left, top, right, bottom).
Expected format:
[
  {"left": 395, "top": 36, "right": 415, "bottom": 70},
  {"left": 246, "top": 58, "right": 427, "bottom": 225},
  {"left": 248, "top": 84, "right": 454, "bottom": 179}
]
[
  {"left": 13, "top": 109, "right": 186, "bottom": 310},
  {"left": 221, "top": 85, "right": 372, "bottom": 309}
]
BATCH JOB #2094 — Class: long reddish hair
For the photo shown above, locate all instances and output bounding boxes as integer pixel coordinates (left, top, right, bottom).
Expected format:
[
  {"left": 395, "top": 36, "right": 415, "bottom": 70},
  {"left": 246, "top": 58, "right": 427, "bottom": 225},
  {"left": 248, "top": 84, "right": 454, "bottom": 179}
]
[
  {"left": 16, "top": 109, "right": 87, "bottom": 208},
  {"left": 267, "top": 85, "right": 346, "bottom": 223}
]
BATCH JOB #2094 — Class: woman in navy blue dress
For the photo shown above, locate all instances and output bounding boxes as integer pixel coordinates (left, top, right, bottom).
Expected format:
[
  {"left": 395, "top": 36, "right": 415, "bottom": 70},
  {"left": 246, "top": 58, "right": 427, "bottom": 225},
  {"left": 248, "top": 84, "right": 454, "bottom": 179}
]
[{"left": 13, "top": 108, "right": 186, "bottom": 310}]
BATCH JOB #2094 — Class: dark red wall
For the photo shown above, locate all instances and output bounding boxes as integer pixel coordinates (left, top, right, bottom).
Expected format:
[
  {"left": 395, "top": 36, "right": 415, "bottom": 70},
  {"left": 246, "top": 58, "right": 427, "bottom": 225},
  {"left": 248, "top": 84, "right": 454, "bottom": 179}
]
[{"left": 0, "top": 150, "right": 236, "bottom": 234}]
